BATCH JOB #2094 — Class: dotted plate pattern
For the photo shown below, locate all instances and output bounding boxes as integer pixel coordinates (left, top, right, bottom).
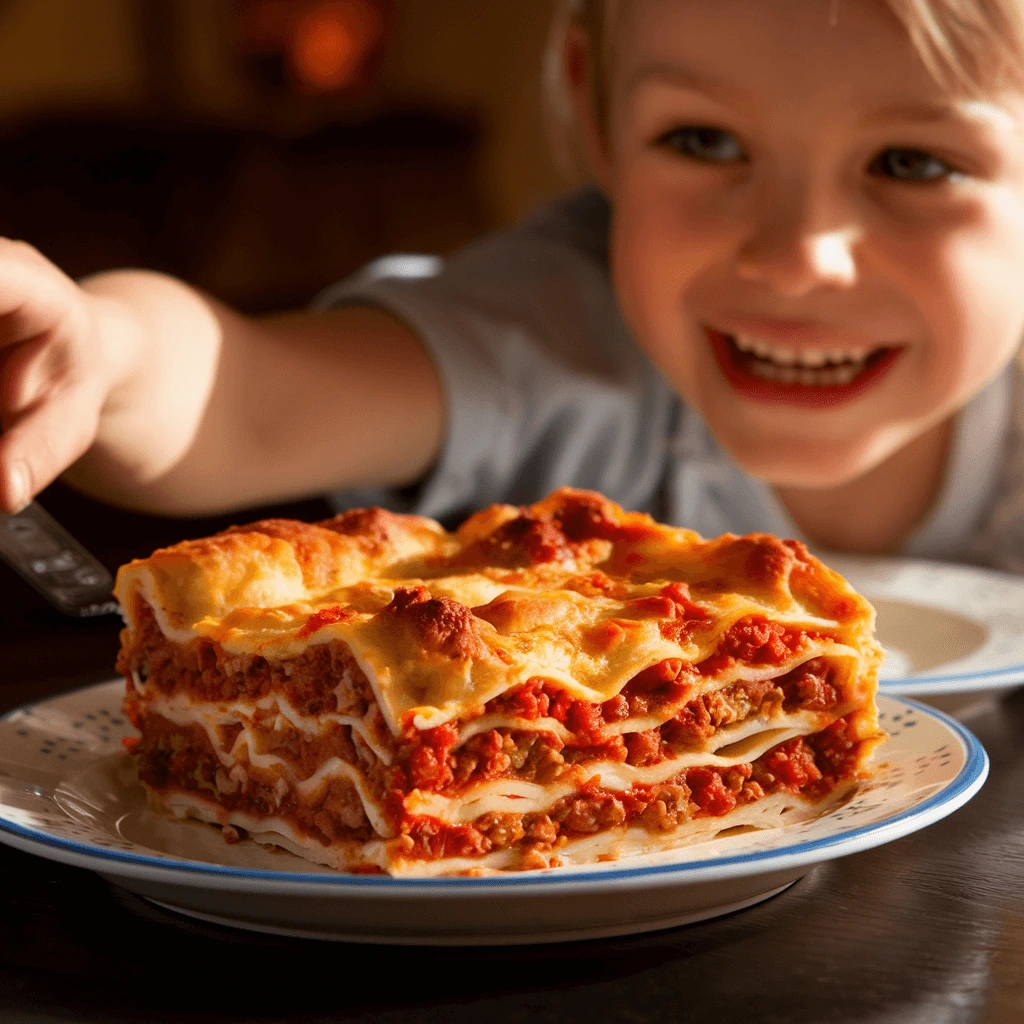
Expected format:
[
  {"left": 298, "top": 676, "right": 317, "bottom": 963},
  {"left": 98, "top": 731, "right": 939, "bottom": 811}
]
[{"left": 0, "top": 680, "right": 988, "bottom": 895}]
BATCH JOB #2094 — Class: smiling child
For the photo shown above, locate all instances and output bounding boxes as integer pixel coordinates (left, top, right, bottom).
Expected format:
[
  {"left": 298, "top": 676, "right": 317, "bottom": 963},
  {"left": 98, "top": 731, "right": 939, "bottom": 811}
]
[{"left": 0, "top": 0, "right": 1022, "bottom": 570}]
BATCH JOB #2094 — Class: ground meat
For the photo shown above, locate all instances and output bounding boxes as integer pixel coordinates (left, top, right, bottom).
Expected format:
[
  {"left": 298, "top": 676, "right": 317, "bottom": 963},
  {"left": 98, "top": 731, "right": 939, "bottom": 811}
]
[
  {"left": 697, "top": 616, "right": 819, "bottom": 676},
  {"left": 396, "top": 657, "right": 844, "bottom": 794},
  {"left": 399, "top": 725, "right": 568, "bottom": 795},
  {"left": 662, "top": 697, "right": 715, "bottom": 749},
  {"left": 523, "top": 813, "right": 559, "bottom": 847},
  {"left": 398, "top": 816, "right": 491, "bottom": 860},
  {"left": 124, "top": 596, "right": 859, "bottom": 866},
  {"left": 217, "top": 722, "right": 244, "bottom": 750},
  {"left": 614, "top": 659, "right": 691, "bottom": 718},
  {"left": 475, "top": 812, "right": 526, "bottom": 850},
  {"left": 507, "top": 731, "right": 539, "bottom": 771},
  {"left": 501, "top": 733, "right": 566, "bottom": 784},
  {"left": 625, "top": 728, "right": 663, "bottom": 767},
  {"left": 780, "top": 658, "right": 840, "bottom": 711},
  {"left": 404, "top": 722, "right": 459, "bottom": 791},
  {"left": 723, "top": 764, "right": 753, "bottom": 793},
  {"left": 753, "top": 736, "right": 824, "bottom": 791},
  {"left": 639, "top": 784, "right": 691, "bottom": 832},
  {"left": 686, "top": 767, "right": 739, "bottom": 816},
  {"left": 806, "top": 717, "right": 861, "bottom": 779},
  {"left": 601, "top": 694, "right": 630, "bottom": 722},
  {"left": 251, "top": 717, "right": 361, "bottom": 782},
  {"left": 119, "top": 600, "right": 375, "bottom": 718},
  {"left": 311, "top": 777, "right": 370, "bottom": 839},
  {"left": 741, "top": 780, "right": 766, "bottom": 802},
  {"left": 483, "top": 659, "right": 838, "bottom": 780},
  {"left": 660, "top": 672, "right": 824, "bottom": 758},
  {"left": 554, "top": 793, "right": 627, "bottom": 834},
  {"left": 133, "top": 710, "right": 375, "bottom": 845}
]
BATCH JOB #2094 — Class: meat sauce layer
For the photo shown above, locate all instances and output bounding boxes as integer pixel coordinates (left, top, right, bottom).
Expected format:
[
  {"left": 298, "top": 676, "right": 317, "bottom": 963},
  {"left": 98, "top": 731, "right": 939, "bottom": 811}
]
[
  {"left": 118, "top": 601, "right": 376, "bottom": 717},
  {"left": 130, "top": 713, "right": 377, "bottom": 847},
  {"left": 124, "top": 650, "right": 843, "bottom": 800},
  {"left": 132, "top": 709, "right": 863, "bottom": 867},
  {"left": 401, "top": 656, "right": 841, "bottom": 793},
  {"left": 122, "top": 600, "right": 848, "bottom": 796},
  {"left": 397, "top": 715, "right": 863, "bottom": 866}
]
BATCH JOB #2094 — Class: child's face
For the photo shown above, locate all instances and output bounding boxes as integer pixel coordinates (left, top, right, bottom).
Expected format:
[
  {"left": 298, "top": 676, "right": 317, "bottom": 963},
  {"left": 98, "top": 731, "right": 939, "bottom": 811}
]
[{"left": 595, "top": 0, "right": 1024, "bottom": 487}]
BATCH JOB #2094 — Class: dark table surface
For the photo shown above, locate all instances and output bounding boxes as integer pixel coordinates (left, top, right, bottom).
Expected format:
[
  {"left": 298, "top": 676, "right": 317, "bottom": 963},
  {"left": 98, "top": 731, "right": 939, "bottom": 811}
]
[{"left": 2, "top": 488, "right": 1023, "bottom": 1024}]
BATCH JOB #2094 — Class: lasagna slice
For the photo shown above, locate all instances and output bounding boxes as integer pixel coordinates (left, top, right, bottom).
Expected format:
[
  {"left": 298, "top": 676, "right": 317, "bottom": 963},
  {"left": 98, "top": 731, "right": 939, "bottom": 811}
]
[{"left": 114, "top": 488, "right": 884, "bottom": 876}]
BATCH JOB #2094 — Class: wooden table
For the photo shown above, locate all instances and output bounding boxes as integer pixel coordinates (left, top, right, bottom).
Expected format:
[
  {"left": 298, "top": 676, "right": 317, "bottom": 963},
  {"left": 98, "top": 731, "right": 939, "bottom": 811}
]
[{"left": 2, "top": 490, "right": 1023, "bottom": 1022}]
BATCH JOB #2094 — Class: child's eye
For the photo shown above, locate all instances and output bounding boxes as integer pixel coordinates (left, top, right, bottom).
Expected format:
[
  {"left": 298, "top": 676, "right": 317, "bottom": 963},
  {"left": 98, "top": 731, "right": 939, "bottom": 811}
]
[
  {"left": 656, "top": 126, "right": 746, "bottom": 163},
  {"left": 869, "top": 147, "right": 961, "bottom": 183}
]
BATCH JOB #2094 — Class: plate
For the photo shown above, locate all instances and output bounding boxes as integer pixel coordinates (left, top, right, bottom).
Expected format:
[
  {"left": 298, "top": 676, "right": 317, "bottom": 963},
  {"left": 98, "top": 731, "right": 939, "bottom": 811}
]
[
  {"left": 0, "top": 681, "right": 987, "bottom": 945},
  {"left": 826, "top": 556, "right": 1024, "bottom": 712}
]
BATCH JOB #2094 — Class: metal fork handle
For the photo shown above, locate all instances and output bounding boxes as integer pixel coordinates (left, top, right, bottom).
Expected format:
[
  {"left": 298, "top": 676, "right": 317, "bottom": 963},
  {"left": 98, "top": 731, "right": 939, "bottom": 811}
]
[{"left": 0, "top": 501, "right": 119, "bottom": 617}]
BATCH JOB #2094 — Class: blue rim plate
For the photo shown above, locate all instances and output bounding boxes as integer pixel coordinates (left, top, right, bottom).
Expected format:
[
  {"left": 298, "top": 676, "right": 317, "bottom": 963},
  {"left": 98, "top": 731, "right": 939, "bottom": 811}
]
[
  {"left": 0, "top": 682, "right": 988, "bottom": 897},
  {"left": 825, "top": 555, "right": 1024, "bottom": 697}
]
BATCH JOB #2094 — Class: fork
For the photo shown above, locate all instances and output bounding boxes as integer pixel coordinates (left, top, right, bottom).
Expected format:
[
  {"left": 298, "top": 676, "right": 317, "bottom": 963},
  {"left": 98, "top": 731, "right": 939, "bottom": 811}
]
[{"left": 0, "top": 501, "right": 119, "bottom": 617}]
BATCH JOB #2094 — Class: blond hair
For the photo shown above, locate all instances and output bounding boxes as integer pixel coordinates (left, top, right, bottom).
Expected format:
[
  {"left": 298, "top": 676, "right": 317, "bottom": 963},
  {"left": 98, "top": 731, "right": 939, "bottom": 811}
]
[{"left": 544, "top": 0, "right": 1024, "bottom": 178}]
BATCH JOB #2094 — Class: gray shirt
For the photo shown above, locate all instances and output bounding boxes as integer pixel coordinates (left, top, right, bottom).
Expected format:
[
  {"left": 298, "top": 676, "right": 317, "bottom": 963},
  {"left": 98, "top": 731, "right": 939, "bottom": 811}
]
[{"left": 317, "top": 188, "right": 1024, "bottom": 574}]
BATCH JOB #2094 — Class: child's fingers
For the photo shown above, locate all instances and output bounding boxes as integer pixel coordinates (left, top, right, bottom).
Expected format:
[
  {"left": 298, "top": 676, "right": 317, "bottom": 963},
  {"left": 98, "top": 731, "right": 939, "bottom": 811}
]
[
  {"left": 0, "top": 239, "right": 77, "bottom": 349},
  {"left": 0, "top": 388, "right": 101, "bottom": 512},
  {"left": 0, "top": 333, "right": 56, "bottom": 424}
]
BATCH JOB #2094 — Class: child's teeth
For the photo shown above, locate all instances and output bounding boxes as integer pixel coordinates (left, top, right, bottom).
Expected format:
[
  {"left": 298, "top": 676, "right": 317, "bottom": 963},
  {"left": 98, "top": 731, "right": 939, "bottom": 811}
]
[
  {"left": 734, "top": 335, "right": 871, "bottom": 367},
  {"left": 731, "top": 334, "right": 879, "bottom": 386},
  {"left": 731, "top": 335, "right": 875, "bottom": 383}
]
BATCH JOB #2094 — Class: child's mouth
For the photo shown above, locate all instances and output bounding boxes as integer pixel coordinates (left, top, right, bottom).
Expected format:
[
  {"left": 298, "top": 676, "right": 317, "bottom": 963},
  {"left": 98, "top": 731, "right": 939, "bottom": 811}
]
[{"left": 706, "top": 328, "right": 902, "bottom": 407}]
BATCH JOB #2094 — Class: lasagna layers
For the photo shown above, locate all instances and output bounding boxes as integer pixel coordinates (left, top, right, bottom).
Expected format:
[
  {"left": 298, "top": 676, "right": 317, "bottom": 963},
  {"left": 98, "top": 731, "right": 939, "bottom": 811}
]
[{"left": 114, "top": 488, "right": 884, "bottom": 876}]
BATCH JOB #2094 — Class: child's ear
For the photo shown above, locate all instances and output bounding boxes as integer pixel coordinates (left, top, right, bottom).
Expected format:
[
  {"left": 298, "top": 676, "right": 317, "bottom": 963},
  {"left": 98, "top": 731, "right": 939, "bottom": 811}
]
[{"left": 563, "top": 20, "right": 614, "bottom": 191}]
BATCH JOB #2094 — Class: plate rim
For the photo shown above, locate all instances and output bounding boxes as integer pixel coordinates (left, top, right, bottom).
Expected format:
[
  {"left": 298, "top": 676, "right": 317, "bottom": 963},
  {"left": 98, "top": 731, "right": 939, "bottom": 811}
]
[
  {"left": 0, "top": 683, "right": 989, "bottom": 895},
  {"left": 879, "top": 663, "right": 1024, "bottom": 694}
]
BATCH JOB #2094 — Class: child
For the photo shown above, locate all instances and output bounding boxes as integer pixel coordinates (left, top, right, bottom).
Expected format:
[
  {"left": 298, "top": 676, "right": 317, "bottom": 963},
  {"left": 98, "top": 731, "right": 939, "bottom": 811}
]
[{"left": 0, "top": 0, "right": 1022, "bottom": 573}]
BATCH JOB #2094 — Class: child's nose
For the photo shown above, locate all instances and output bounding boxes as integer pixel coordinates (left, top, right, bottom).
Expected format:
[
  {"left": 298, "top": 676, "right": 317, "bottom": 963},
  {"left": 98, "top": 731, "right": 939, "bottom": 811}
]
[{"left": 735, "top": 207, "right": 860, "bottom": 298}]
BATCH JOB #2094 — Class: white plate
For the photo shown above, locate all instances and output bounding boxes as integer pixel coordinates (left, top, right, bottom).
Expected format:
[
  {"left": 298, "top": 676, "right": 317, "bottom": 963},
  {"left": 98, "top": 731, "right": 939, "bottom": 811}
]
[
  {"left": 0, "top": 681, "right": 987, "bottom": 945},
  {"left": 826, "top": 556, "right": 1024, "bottom": 711}
]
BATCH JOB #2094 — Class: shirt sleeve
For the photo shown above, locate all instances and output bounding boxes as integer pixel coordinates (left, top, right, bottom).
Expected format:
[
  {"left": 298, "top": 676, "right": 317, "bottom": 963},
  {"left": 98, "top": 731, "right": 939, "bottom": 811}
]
[{"left": 314, "top": 190, "right": 676, "bottom": 525}]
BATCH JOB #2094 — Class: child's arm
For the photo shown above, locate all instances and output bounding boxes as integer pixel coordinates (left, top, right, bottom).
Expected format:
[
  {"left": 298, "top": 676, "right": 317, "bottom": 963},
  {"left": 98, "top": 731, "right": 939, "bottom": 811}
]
[{"left": 0, "top": 243, "right": 444, "bottom": 515}]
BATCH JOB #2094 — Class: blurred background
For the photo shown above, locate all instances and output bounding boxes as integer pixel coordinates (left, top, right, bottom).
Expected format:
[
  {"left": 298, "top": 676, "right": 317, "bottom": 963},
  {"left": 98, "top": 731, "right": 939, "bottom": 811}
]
[
  {"left": 0, "top": 0, "right": 564, "bottom": 311},
  {"left": 0, "top": 0, "right": 567, "bottom": 689}
]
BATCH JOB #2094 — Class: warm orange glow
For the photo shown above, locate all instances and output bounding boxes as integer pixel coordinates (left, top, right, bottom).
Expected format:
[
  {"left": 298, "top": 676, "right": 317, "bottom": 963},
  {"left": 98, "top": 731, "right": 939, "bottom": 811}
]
[{"left": 290, "top": 0, "right": 382, "bottom": 91}]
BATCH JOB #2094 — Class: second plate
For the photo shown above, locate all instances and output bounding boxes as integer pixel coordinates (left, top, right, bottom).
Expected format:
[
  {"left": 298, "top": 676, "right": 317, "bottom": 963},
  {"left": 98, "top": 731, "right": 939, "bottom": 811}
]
[{"left": 826, "top": 555, "right": 1024, "bottom": 709}]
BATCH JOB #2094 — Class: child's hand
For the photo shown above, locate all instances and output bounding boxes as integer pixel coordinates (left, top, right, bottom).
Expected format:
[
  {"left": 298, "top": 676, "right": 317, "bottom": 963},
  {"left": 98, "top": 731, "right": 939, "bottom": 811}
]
[
  {"left": 0, "top": 240, "right": 139, "bottom": 513},
  {"left": 0, "top": 243, "right": 443, "bottom": 517}
]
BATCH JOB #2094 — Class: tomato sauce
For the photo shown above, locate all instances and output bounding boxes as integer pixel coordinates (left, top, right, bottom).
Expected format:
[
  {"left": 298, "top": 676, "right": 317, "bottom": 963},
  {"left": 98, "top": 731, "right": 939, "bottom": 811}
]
[
  {"left": 297, "top": 606, "right": 354, "bottom": 639},
  {"left": 391, "top": 721, "right": 863, "bottom": 860},
  {"left": 698, "top": 616, "right": 819, "bottom": 676}
]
